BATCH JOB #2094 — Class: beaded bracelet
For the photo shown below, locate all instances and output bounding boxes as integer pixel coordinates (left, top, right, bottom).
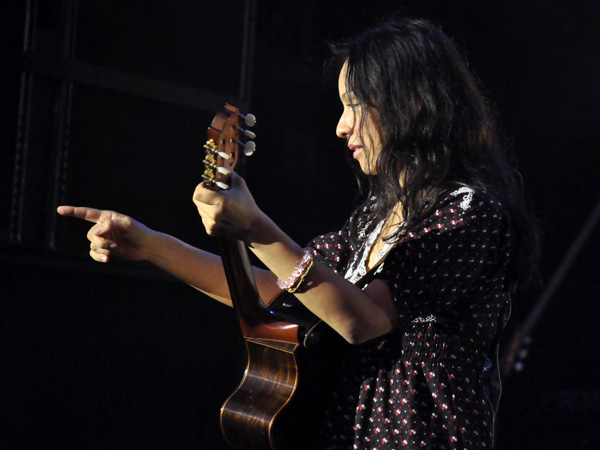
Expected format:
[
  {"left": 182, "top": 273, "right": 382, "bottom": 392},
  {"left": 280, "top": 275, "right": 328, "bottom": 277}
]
[
  {"left": 277, "top": 250, "right": 315, "bottom": 293},
  {"left": 287, "top": 257, "right": 314, "bottom": 293}
]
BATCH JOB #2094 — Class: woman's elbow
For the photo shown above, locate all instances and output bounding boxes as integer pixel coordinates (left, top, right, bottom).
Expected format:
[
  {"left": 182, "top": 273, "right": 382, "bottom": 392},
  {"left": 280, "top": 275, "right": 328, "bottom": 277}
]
[
  {"left": 341, "top": 330, "right": 365, "bottom": 345},
  {"left": 338, "top": 321, "right": 389, "bottom": 345}
]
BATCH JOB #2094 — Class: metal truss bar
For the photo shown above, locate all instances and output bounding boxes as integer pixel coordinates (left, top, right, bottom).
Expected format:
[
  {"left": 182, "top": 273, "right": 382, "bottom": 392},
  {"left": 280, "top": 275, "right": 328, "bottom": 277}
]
[{"left": 0, "top": 49, "right": 240, "bottom": 112}]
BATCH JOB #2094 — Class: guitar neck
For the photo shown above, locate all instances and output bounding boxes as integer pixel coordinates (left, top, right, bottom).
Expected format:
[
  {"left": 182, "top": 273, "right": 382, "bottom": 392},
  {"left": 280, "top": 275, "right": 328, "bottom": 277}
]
[
  {"left": 203, "top": 104, "right": 299, "bottom": 345},
  {"left": 220, "top": 238, "right": 266, "bottom": 324}
]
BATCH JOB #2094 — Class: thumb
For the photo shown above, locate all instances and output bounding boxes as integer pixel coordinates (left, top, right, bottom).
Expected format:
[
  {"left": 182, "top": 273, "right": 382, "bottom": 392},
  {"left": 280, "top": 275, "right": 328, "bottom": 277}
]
[{"left": 93, "top": 213, "right": 132, "bottom": 236}]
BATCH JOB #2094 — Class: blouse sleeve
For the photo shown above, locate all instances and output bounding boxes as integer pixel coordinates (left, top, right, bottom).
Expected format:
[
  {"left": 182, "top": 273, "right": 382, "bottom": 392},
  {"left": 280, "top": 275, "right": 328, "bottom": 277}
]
[{"left": 375, "top": 189, "right": 513, "bottom": 325}]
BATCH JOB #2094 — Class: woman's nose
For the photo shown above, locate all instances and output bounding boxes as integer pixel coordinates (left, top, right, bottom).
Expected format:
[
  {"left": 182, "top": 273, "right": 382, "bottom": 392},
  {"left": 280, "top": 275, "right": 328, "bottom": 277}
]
[{"left": 336, "top": 111, "right": 352, "bottom": 138}]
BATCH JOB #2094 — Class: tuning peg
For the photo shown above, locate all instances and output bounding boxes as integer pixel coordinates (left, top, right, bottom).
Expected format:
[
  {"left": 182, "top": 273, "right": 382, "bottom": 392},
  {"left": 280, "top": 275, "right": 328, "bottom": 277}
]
[
  {"left": 241, "top": 128, "right": 256, "bottom": 139},
  {"left": 217, "top": 151, "right": 232, "bottom": 160},
  {"left": 241, "top": 113, "right": 256, "bottom": 127},
  {"left": 217, "top": 167, "right": 231, "bottom": 176},
  {"left": 243, "top": 140, "right": 256, "bottom": 156}
]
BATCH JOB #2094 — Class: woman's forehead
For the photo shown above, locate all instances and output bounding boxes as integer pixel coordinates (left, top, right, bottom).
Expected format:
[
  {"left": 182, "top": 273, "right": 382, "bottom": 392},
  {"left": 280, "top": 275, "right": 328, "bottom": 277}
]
[{"left": 338, "top": 66, "right": 359, "bottom": 100}]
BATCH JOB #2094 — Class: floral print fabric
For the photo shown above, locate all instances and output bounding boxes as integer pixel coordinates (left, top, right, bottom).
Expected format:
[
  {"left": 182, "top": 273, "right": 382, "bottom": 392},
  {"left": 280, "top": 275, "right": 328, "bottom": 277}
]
[{"left": 308, "top": 188, "right": 512, "bottom": 449}]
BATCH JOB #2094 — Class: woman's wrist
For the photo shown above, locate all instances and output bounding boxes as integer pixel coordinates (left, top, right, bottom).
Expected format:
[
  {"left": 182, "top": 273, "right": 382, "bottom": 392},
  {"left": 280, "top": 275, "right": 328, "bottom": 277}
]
[
  {"left": 143, "top": 229, "right": 171, "bottom": 265},
  {"left": 244, "top": 210, "right": 275, "bottom": 247}
]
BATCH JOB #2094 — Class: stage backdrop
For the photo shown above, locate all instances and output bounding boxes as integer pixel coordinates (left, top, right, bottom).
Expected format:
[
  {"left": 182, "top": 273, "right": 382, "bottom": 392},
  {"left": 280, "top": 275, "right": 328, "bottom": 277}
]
[{"left": 1, "top": 1, "right": 599, "bottom": 449}]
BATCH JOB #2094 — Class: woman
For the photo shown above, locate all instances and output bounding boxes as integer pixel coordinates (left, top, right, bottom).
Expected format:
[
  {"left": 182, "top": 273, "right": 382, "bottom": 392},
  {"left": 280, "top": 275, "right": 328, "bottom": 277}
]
[{"left": 58, "top": 18, "right": 539, "bottom": 450}]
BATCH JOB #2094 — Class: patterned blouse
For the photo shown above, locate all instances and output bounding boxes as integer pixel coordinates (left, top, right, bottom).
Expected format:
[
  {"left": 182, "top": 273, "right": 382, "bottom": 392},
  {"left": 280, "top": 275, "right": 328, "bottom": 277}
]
[{"left": 307, "top": 187, "right": 512, "bottom": 450}]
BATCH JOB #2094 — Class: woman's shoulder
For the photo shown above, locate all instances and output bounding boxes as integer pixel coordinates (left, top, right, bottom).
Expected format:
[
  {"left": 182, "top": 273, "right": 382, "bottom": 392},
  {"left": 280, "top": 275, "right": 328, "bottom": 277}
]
[
  {"left": 405, "top": 186, "right": 509, "bottom": 241},
  {"left": 445, "top": 185, "right": 503, "bottom": 206},
  {"left": 437, "top": 186, "right": 507, "bottom": 218}
]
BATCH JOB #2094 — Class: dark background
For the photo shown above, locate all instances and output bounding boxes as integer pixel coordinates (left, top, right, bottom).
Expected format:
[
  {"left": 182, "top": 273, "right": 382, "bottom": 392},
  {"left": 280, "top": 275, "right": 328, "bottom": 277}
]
[{"left": 1, "top": 1, "right": 599, "bottom": 449}]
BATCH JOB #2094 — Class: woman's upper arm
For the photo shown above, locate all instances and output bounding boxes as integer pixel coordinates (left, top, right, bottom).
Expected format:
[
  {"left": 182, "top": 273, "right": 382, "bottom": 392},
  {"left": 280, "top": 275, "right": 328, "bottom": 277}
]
[{"left": 362, "top": 278, "right": 400, "bottom": 330}]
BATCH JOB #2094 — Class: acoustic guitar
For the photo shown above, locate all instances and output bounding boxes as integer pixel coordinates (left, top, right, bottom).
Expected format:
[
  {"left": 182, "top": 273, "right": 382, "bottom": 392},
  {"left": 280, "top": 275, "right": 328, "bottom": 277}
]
[{"left": 202, "top": 104, "right": 341, "bottom": 450}]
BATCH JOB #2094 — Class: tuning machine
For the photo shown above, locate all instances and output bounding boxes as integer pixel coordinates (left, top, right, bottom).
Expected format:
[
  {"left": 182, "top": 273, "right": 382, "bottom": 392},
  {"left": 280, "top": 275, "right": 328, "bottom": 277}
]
[
  {"left": 239, "top": 112, "right": 257, "bottom": 156},
  {"left": 241, "top": 113, "right": 256, "bottom": 127}
]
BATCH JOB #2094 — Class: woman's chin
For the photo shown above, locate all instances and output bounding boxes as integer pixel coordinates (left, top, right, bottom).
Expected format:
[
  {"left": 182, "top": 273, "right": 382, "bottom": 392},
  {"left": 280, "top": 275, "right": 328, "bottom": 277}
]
[{"left": 358, "top": 163, "right": 377, "bottom": 176}]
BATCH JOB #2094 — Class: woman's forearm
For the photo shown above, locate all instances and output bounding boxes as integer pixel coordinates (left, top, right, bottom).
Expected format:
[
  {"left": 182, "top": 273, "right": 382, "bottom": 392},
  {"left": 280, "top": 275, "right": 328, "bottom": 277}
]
[{"left": 145, "top": 231, "right": 279, "bottom": 307}]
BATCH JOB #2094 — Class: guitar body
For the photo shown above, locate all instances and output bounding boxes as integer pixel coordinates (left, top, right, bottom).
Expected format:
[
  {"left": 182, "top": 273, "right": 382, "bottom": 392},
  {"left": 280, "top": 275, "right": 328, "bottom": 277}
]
[
  {"left": 221, "top": 335, "right": 343, "bottom": 450},
  {"left": 220, "top": 339, "right": 299, "bottom": 449},
  {"left": 203, "top": 105, "right": 343, "bottom": 449},
  {"left": 217, "top": 239, "right": 342, "bottom": 450}
]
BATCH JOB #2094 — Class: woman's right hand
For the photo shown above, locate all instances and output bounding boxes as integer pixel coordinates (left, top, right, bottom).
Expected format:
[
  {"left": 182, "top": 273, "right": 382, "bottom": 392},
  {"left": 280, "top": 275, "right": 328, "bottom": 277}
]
[{"left": 57, "top": 206, "right": 155, "bottom": 263}]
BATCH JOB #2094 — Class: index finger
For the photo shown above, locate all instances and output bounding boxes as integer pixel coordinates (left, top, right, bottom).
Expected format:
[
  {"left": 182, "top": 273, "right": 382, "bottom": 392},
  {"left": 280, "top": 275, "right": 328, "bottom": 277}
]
[{"left": 57, "top": 205, "right": 103, "bottom": 223}]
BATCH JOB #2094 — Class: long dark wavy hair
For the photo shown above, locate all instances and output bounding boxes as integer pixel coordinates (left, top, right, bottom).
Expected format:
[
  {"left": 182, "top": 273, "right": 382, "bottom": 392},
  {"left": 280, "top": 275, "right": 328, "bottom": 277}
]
[{"left": 331, "top": 18, "right": 540, "bottom": 290}]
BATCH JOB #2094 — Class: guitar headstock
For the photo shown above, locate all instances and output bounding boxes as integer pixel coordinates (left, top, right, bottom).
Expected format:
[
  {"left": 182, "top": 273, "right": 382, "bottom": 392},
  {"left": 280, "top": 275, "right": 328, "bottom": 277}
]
[{"left": 203, "top": 103, "right": 256, "bottom": 191}]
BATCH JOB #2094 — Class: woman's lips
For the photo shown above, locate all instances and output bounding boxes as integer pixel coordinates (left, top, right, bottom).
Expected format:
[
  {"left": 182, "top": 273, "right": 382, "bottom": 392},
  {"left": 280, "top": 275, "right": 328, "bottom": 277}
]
[{"left": 349, "top": 145, "right": 363, "bottom": 159}]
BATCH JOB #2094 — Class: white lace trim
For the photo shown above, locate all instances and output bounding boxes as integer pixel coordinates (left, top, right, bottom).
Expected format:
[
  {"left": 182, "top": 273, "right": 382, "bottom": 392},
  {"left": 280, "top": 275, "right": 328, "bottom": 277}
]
[
  {"left": 450, "top": 186, "right": 475, "bottom": 210},
  {"left": 411, "top": 314, "right": 437, "bottom": 323},
  {"left": 344, "top": 219, "right": 400, "bottom": 284}
]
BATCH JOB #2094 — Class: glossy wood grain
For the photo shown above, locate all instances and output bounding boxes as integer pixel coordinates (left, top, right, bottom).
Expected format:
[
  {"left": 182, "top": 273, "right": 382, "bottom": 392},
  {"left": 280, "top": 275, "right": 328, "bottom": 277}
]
[{"left": 220, "top": 339, "right": 299, "bottom": 449}]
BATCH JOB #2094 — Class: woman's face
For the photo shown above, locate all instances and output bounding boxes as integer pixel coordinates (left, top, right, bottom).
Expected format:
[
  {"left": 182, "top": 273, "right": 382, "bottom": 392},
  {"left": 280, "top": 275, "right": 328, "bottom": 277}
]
[{"left": 336, "top": 62, "right": 382, "bottom": 175}]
